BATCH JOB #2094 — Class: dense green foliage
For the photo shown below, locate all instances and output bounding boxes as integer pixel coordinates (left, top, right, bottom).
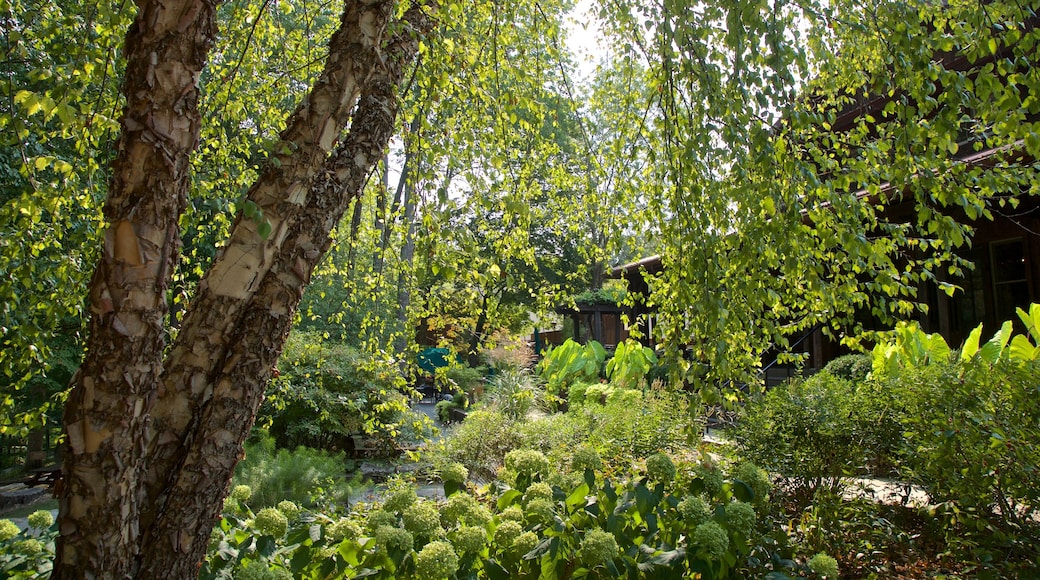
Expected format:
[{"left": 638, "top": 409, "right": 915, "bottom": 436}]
[
  {"left": 198, "top": 452, "right": 822, "bottom": 579},
  {"left": 3, "top": 0, "right": 1040, "bottom": 575},
  {"left": 737, "top": 305, "right": 1040, "bottom": 571},
  {"left": 537, "top": 339, "right": 607, "bottom": 401},
  {"left": 0, "top": 510, "right": 55, "bottom": 579},
  {"left": 260, "top": 332, "right": 430, "bottom": 453},
  {"left": 873, "top": 305, "right": 1040, "bottom": 561},
  {"left": 735, "top": 372, "right": 897, "bottom": 502}
]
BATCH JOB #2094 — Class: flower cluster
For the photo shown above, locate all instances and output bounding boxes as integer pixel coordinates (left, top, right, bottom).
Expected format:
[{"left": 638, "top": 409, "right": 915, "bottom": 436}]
[
  {"left": 366, "top": 509, "right": 397, "bottom": 532},
  {"left": 441, "top": 492, "right": 489, "bottom": 528},
  {"left": 27, "top": 510, "right": 54, "bottom": 530},
  {"left": 382, "top": 485, "right": 418, "bottom": 513},
  {"left": 524, "top": 498, "right": 556, "bottom": 527},
  {"left": 645, "top": 453, "right": 676, "bottom": 484},
  {"left": 327, "top": 518, "right": 361, "bottom": 542},
  {"left": 235, "top": 561, "right": 293, "bottom": 580},
  {"left": 451, "top": 525, "right": 487, "bottom": 555},
  {"left": 403, "top": 500, "right": 443, "bottom": 539},
  {"left": 504, "top": 449, "right": 549, "bottom": 480},
  {"left": 441, "top": 462, "right": 468, "bottom": 485},
  {"left": 12, "top": 538, "right": 43, "bottom": 556},
  {"left": 579, "top": 529, "right": 618, "bottom": 566},
  {"left": 693, "top": 521, "right": 729, "bottom": 559},
  {"left": 231, "top": 485, "right": 253, "bottom": 502},
  {"left": 512, "top": 531, "right": 538, "bottom": 557},
  {"left": 732, "top": 462, "right": 771, "bottom": 504},
  {"left": 693, "top": 464, "right": 724, "bottom": 499},
  {"left": 276, "top": 500, "right": 300, "bottom": 522},
  {"left": 725, "top": 501, "right": 756, "bottom": 537},
  {"left": 375, "top": 525, "right": 414, "bottom": 552},
  {"left": 254, "top": 507, "right": 288, "bottom": 538},
  {"left": 493, "top": 520, "right": 522, "bottom": 550},
  {"left": 677, "top": 495, "right": 712, "bottom": 525},
  {"left": 414, "top": 540, "right": 459, "bottom": 579},
  {"left": 570, "top": 445, "right": 602, "bottom": 473},
  {"left": 523, "top": 482, "right": 553, "bottom": 505},
  {"left": 499, "top": 506, "right": 524, "bottom": 522},
  {"left": 808, "top": 553, "right": 840, "bottom": 578},
  {"left": 0, "top": 518, "right": 20, "bottom": 541}
]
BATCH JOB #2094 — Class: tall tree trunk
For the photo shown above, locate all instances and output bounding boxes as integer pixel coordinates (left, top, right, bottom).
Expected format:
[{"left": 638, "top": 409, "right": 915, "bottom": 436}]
[
  {"left": 54, "top": 1, "right": 434, "bottom": 577},
  {"left": 53, "top": 0, "right": 220, "bottom": 575},
  {"left": 347, "top": 195, "right": 364, "bottom": 268},
  {"left": 393, "top": 163, "right": 418, "bottom": 355},
  {"left": 371, "top": 157, "right": 390, "bottom": 274}
]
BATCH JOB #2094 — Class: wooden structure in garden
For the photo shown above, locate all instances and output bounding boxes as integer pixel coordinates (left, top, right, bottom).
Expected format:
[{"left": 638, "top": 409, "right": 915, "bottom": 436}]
[{"left": 553, "top": 298, "right": 630, "bottom": 350}]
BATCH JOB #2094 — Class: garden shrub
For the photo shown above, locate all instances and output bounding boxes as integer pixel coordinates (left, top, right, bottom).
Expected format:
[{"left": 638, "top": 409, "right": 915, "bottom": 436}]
[
  {"left": 0, "top": 512, "right": 56, "bottom": 579},
  {"left": 260, "top": 332, "right": 420, "bottom": 452},
  {"left": 565, "top": 381, "right": 591, "bottom": 408},
  {"left": 483, "top": 367, "right": 543, "bottom": 419},
  {"left": 442, "top": 363, "right": 486, "bottom": 397},
  {"left": 885, "top": 356, "right": 1040, "bottom": 556},
  {"left": 425, "top": 409, "right": 524, "bottom": 481},
  {"left": 435, "top": 391, "right": 468, "bottom": 423},
  {"left": 821, "top": 353, "right": 872, "bottom": 382},
  {"left": 201, "top": 458, "right": 814, "bottom": 579},
  {"left": 579, "top": 385, "right": 696, "bottom": 471},
  {"left": 734, "top": 371, "right": 890, "bottom": 502},
  {"left": 864, "top": 307, "right": 1040, "bottom": 563},
  {"left": 515, "top": 410, "right": 591, "bottom": 473},
  {"left": 536, "top": 339, "right": 606, "bottom": 401},
  {"left": 604, "top": 338, "right": 658, "bottom": 389}
]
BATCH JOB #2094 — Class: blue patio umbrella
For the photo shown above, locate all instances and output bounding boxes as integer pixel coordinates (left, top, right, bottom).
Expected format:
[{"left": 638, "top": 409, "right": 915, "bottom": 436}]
[{"left": 417, "top": 347, "right": 451, "bottom": 374}]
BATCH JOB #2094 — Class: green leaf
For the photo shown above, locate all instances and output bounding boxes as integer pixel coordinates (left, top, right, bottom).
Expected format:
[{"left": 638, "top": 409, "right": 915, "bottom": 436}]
[
  {"left": 497, "top": 489, "right": 522, "bottom": 510},
  {"left": 1008, "top": 335, "right": 1037, "bottom": 362},
  {"left": 980, "top": 320, "right": 1013, "bottom": 363},
  {"left": 960, "top": 324, "right": 983, "bottom": 362},
  {"left": 566, "top": 482, "right": 590, "bottom": 509},
  {"left": 257, "top": 220, "right": 273, "bottom": 240}
]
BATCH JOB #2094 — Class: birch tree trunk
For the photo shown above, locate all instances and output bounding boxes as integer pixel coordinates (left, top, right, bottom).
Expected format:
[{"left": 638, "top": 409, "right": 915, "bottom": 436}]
[{"left": 53, "top": 1, "right": 433, "bottom": 577}]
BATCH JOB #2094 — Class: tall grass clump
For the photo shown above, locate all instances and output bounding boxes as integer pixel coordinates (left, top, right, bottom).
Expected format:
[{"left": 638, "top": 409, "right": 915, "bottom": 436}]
[{"left": 233, "top": 433, "right": 355, "bottom": 512}]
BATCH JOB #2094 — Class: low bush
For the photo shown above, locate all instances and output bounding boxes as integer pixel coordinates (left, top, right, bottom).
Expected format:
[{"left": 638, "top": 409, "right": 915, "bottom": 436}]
[
  {"left": 537, "top": 339, "right": 606, "bottom": 401},
  {"left": 734, "top": 371, "right": 896, "bottom": 503},
  {"left": 0, "top": 511, "right": 56, "bottom": 579},
  {"left": 260, "top": 332, "right": 418, "bottom": 452},
  {"left": 578, "top": 385, "right": 697, "bottom": 472},
  {"left": 515, "top": 411, "right": 591, "bottom": 480},
  {"left": 424, "top": 409, "right": 524, "bottom": 481},
  {"left": 203, "top": 457, "right": 825, "bottom": 579},
  {"left": 884, "top": 356, "right": 1040, "bottom": 558},
  {"left": 435, "top": 391, "right": 468, "bottom": 424},
  {"left": 821, "top": 353, "right": 872, "bottom": 382},
  {"left": 442, "top": 363, "right": 486, "bottom": 397},
  {"left": 482, "top": 368, "right": 543, "bottom": 420},
  {"left": 604, "top": 338, "right": 658, "bottom": 389}
]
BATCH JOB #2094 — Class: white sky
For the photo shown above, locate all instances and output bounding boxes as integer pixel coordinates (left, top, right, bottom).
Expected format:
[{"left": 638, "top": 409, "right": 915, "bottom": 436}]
[{"left": 564, "top": 0, "right": 604, "bottom": 82}]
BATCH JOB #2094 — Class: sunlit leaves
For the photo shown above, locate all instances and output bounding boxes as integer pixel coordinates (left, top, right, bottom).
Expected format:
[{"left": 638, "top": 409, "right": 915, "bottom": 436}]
[
  {"left": 0, "top": 0, "right": 131, "bottom": 430},
  {"left": 593, "top": 0, "right": 1040, "bottom": 388}
]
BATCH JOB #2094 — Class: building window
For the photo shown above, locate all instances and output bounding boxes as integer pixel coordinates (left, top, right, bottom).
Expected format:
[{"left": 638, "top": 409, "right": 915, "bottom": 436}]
[{"left": 991, "top": 238, "right": 1030, "bottom": 324}]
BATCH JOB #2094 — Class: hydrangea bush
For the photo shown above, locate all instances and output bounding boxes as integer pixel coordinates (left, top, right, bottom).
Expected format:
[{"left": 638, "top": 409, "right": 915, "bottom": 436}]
[
  {"left": 197, "top": 454, "right": 817, "bottom": 579},
  {"left": 0, "top": 513, "right": 56, "bottom": 579}
]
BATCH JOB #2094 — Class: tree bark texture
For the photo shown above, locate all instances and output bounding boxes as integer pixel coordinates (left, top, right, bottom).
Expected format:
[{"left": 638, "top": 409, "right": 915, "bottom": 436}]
[
  {"left": 54, "top": 0, "right": 219, "bottom": 576},
  {"left": 54, "top": 1, "right": 433, "bottom": 578}
]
